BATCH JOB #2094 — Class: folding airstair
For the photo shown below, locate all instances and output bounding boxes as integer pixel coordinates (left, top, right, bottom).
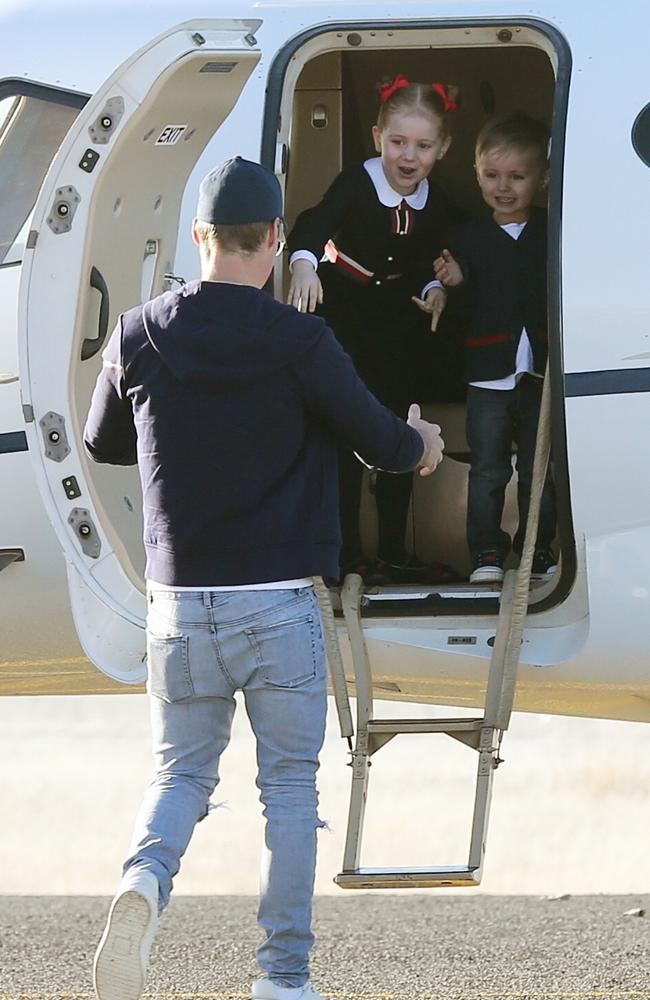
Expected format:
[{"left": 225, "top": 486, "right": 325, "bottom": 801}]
[{"left": 317, "top": 372, "right": 552, "bottom": 890}]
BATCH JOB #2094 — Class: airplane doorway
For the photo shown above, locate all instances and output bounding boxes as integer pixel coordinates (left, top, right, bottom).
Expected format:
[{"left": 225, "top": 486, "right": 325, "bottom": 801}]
[{"left": 267, "top": 19, "right": 574, "bottom": 616}]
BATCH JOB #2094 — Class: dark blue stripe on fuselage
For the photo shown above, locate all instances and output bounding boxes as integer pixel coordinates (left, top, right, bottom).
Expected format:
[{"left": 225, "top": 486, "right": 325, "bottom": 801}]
[
  {"left": 1, "top": 372, "right": 645, "bottom": 457},
  {"left": 565, "top": 367, "right": 650, "bottom": 397},
  {"left": 0, "top": 431, "right": 28, "bottom": 454}
]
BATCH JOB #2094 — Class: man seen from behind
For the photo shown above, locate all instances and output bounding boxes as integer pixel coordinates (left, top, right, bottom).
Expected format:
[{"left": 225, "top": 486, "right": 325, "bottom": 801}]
[{"left": 84, "top": 156, "right": 445, "bottom": 1000}]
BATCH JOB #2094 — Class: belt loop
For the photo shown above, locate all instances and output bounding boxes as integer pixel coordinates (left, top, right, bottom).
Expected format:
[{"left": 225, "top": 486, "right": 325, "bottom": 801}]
[{"left": 203, "top": 591, "right": 211, "bottom": 609}]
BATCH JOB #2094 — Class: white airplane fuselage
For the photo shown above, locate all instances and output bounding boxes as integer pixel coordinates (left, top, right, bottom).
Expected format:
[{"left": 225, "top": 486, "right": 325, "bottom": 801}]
[{"left": 0, "top": 1, "right": 648, "bottom": 721}]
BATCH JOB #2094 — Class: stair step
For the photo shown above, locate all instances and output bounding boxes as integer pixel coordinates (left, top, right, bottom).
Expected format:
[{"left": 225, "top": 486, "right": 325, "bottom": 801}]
[
  {"left": 335, "top": 866, "right": 481, "bottom": 890},
  {"left": 362, "top": 584, "right": 501, "bottom": 600},
  {"left": 367, "top": 717, "right": 483, "bottom": 735}
]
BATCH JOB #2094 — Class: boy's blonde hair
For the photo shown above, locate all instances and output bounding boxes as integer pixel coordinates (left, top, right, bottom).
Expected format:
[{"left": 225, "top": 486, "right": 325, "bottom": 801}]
[{"left": 475, "top": 112, "right": 550, "bottom": 165}]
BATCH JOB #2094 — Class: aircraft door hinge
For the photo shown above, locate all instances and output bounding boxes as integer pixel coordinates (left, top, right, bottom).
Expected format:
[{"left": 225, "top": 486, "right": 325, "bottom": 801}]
[
  {"left": 39, "top": 411, "right": 70, "bottom": 462},
  {"left": 88, "top": 96, "right": 125, "bottom": 145},
  {"left": 46, "top": 186, "right": 81, "bottom": 235},
  {"left": 68, "top": 508, "right": 101, "bottom": 559}
]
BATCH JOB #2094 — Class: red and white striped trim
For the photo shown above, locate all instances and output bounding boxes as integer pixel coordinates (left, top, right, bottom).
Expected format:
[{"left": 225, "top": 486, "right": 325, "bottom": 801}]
[{"left": 325, "top": 240, "right": 374, "bottom": 283}]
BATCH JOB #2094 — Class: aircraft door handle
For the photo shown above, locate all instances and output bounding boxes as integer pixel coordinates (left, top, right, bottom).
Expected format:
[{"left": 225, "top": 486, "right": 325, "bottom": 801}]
[{"left": 81, "top": 266, "right": 110, "bottom": 361}]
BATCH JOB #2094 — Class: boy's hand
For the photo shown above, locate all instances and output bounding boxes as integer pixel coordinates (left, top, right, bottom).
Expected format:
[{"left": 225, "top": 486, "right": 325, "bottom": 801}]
[
  {"left": 407, "top": 403, "right": 444, "bottom": 476},
  {"left": 433, "top": 249, "right": 463, "bottom": 287},
  {"left": 411, "top": 285, "right": 447, "bottom": 332},
  {"left": 287, "top": 260, "right": 323, "bottom": 313}
]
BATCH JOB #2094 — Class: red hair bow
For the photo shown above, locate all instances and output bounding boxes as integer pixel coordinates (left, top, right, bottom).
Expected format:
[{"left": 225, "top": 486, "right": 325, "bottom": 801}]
[
  {"left": 379, "top": 74, "right": 410, "bottom": 103},
  {"left": 431, "top": 82, "right": 457, "bottom": 112}
]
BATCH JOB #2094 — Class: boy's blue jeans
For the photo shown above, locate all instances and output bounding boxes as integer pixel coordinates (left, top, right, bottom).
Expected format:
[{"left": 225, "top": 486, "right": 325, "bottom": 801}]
[
  {"left": 124, "top": 585, "right": 327, "bottom": 988},
  {"left": 466, "top": 375, "right": 556, "bottom": 559}
]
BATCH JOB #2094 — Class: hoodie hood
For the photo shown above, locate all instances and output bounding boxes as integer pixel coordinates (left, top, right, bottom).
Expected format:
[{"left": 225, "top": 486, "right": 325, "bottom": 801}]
[{"left": 142, "top": 279, "right": 324, "bottom": 388}]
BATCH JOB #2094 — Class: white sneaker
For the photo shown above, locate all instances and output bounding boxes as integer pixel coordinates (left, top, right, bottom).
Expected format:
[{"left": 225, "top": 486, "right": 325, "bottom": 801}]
[
  {"left": 469, "top": 551, "right": 504, "bottom": 584},
  {"left": 252, "top": 978, "right": 326, "bottom": 1000},
  {"left": 94, "top": 868, "right": 159, "bottom": 1000},
  {"left": 469, "top": 564, "right": 504, "bottom": 584}
]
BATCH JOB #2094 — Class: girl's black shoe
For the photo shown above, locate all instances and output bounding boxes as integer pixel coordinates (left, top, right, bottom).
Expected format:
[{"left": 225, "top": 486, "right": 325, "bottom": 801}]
[
  {"left": 340, "top": 556, "right": 390, "bottom": 587},
  {"left": 377, "top": 553, "right": 461, "bottom": 585}
]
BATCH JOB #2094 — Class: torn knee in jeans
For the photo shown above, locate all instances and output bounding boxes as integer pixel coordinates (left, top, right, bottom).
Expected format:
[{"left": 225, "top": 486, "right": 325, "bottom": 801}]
[{"left": 199, "top": 798, "right": 229, "bottom": 823}]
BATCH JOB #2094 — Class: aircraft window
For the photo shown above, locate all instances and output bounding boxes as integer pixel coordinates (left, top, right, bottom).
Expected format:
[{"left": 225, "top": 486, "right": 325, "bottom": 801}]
[
  {"left": 0, "top": 85, "right": 86, "bottom": 267},
  {"left": 632, "top": 103, "right": 650, "bottom": 169}
]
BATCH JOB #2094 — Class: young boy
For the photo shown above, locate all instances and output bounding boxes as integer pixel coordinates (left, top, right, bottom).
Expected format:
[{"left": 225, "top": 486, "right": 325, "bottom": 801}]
[{"left": 435, "top": 112, "right": 556, "bottom": 583}]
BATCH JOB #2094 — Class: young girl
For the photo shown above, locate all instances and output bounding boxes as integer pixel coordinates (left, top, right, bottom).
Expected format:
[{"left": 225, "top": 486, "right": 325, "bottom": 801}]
[{"left": 287, "top": 74, "right": 460, "bottom": 585}]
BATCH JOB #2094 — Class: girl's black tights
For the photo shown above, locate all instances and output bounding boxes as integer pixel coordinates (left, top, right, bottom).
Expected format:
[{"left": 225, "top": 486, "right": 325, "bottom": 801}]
[{"left": 338, "top": 444, "right": 413, "bottom": 573}]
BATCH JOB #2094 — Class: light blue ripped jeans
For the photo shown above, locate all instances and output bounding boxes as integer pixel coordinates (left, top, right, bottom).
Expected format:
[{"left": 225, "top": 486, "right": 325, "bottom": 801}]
[{"left": 123, "top": 585, "right": 328, "bottom": 988}]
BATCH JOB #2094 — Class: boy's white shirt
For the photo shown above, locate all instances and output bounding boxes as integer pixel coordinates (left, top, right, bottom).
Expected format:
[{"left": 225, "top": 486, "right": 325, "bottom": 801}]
[
  {"left": 469, "top": 220, "right": 538, "bottom": 391},
  {"left": 289, "top": 158, "right": 443, "bottom": 296}
]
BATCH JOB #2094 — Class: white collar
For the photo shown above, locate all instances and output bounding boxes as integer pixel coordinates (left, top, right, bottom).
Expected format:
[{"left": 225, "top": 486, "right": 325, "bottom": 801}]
[
  {"left": 363, "top": 157, "right": 429, "bottom": 209},
  {"left": 500, "top": 220, "right": 528, "bottom": 240}
]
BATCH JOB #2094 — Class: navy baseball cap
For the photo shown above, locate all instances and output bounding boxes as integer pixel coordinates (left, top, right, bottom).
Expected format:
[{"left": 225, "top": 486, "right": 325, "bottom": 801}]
[{"left": 196, "top": 156, "right": 283, "bottom": 225}]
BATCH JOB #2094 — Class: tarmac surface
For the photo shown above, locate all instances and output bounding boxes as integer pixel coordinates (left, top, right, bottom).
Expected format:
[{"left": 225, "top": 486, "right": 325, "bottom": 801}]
[{"left": 2, "top": 894, "right": 650, "bottom": 999}]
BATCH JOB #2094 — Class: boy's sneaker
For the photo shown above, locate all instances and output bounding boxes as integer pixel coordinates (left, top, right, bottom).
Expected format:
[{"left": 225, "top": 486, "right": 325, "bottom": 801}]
[
  {"left": 94, "top": 868, "right": 159, "bottom": 1000},
  {"left": 252, "top": 979, "right": 325, "bottom": 1000},
  {"left": 531, "top": 548, "right": 558, "bottom": 578},
  {"left": 469, "top": 550, "right": 504, "bottom": 584}
]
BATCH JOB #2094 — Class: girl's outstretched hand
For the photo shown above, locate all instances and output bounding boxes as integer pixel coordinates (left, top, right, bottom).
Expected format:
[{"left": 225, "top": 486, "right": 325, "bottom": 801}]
[
  {"left": 411, "top": 285, "right": 448, "bottom": 332},
  {"left": 287, "top": 260, "right": 323, "bottom": 313},
  {"left": 433, "top": 249, "right": 463, "bottom": 287}
]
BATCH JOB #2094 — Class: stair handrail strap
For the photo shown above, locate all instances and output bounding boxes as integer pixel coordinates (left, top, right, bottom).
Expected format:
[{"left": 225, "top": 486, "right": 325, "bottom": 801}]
[
  {"left": 340, "top": 573, "right": 373, "bottom": 738},
  {"left": 314, "top": 576, "right": 354, "bottom": 741},
  {"left": 485, "top": 364, "right": 553, "bottom": 733}
]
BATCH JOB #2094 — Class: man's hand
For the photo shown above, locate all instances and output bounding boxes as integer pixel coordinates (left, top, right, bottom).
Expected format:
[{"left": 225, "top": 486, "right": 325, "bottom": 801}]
[
  {"left": 411, "top": 285, "right": 448, "bottom": 332},
  {"left": 287, "top": 260, "right": 323, "bottom": 313},
  {"left": 433, "top": 248, "right": 463, "bottom": 287},
  {"left": 407, "top": 403, "right": 444, "bottom": 477}
]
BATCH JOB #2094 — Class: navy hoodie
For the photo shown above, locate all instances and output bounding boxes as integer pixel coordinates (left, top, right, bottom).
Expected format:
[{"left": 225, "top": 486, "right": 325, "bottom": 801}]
[{"left": 83, "top": 280, "right": 424, "bottom": 585}]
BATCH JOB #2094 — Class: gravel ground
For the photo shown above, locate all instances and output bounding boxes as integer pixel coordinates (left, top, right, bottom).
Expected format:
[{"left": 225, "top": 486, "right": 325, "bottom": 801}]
[{"left": 1, "top": 894, "right": 650, "bottom": 998}]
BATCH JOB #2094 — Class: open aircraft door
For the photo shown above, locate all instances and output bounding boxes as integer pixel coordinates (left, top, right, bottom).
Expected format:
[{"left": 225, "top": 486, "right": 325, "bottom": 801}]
[{"left": 17, "top": 20, "right": 262, "bottom": 684}]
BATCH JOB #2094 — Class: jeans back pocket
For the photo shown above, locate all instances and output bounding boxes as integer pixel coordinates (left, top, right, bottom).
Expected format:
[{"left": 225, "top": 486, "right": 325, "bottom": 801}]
[
  {"left": 146, "top": 634, "right": 194, "bottom": 702},
  {"left": 245, "top": 613, "right": 318, "bottom": 689}
]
